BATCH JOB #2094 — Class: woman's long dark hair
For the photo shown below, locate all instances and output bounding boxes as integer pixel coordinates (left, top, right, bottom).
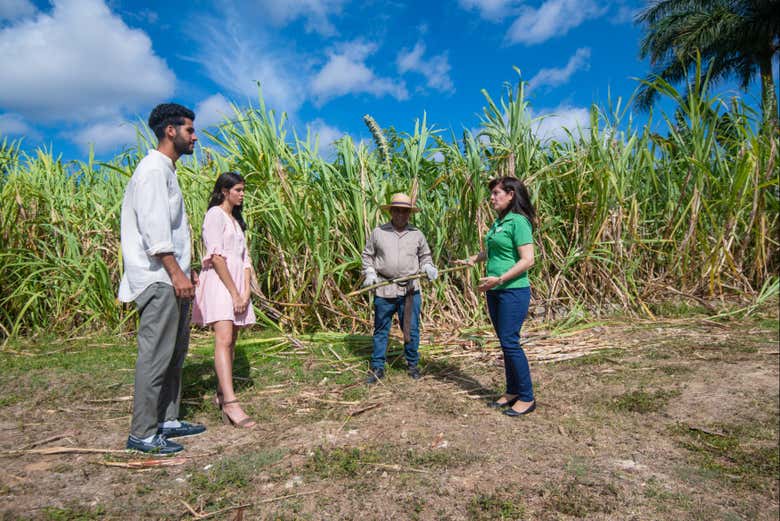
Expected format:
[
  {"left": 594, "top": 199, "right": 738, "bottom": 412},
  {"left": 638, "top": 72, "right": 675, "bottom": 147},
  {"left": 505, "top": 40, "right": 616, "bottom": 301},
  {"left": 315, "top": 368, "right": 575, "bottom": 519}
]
[
  {"left": 488, "top": 176, "right": 535, "bottom": 230},
  {"left": 208, "top": 172, "right": 247, "bottom": 231}
]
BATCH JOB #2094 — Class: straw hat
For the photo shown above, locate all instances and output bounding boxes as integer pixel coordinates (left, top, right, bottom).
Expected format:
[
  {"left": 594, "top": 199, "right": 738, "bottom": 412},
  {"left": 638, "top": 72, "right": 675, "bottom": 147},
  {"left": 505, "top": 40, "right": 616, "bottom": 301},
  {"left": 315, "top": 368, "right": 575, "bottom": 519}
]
[{"left": 380, "top": 193, "right": 420, "bottom": 213}]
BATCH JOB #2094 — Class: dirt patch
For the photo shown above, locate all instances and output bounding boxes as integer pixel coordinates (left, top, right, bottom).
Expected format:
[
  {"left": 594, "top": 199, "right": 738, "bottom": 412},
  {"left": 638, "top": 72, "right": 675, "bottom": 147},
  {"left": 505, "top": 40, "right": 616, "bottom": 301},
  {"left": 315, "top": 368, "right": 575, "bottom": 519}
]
[{"left": 0, "top": 316, "right": 778, "bottom": 520}]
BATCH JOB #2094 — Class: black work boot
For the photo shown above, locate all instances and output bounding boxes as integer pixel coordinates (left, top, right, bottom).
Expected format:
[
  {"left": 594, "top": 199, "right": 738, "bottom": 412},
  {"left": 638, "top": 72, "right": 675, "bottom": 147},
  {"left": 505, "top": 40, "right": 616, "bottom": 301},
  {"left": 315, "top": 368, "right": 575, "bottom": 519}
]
[
  {"left": 407, "top": 364, "right": 421, "bottom": 380},
  {"left": 366, "top": 368, "right": 385, "bottom": 384}
]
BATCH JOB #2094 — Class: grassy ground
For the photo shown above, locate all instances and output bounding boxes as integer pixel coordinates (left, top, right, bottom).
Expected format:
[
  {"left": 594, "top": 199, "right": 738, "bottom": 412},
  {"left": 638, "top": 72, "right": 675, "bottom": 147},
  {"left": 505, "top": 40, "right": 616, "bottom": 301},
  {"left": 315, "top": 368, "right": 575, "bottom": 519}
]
[{"left": 0, "top": 312, "right": 777, "bottom": 520}]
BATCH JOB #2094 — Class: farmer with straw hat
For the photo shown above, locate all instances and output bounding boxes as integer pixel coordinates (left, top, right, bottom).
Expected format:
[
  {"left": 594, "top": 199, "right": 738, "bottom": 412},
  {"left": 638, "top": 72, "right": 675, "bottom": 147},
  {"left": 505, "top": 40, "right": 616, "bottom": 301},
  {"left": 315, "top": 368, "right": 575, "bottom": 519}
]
[{"left": 361, "top": 193, "right": 438, "bottom": 384}]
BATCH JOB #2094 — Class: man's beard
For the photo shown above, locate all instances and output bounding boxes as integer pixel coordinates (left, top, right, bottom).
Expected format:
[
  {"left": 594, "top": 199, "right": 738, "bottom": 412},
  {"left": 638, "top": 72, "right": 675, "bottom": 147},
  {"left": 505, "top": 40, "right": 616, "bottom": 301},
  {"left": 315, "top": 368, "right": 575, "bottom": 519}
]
[{"left": 173, "top": 133, "right": 193, "bottom": 156}]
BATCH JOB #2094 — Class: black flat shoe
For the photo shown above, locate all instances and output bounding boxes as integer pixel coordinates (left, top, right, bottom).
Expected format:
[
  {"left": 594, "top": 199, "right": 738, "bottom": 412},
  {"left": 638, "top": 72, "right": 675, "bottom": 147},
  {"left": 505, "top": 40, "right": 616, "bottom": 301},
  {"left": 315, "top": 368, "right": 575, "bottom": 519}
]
[
  {"left": 488, "top": 396, "right": 519, "bottom": 409},
  {"left": 503, "top": 401, "right": 536, "bottom": 417}
]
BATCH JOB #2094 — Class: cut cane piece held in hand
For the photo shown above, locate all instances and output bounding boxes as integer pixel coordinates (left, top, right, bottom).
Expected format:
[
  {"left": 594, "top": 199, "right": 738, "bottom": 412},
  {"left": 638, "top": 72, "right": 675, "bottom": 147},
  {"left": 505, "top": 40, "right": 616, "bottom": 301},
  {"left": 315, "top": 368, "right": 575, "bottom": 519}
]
[{"left": 347, "top": 264, "right": 470, "bottom": 298}]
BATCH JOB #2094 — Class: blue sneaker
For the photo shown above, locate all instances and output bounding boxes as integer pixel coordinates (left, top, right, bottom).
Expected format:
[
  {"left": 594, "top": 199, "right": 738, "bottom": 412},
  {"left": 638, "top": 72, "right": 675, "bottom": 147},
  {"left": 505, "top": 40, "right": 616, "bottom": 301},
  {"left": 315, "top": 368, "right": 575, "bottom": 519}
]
[
  {"left": 126, "top": 434, "right": 183, "bottom": 454},
  {"left": 157, "top": 421, "right": 206, "bottom": 439}
]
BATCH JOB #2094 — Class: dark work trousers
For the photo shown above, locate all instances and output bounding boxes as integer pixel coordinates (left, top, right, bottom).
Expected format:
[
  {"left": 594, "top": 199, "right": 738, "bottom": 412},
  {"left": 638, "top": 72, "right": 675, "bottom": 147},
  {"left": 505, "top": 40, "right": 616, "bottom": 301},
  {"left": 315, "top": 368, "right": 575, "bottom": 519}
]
[{"left": 371, "top": 291, "right": 421, "bottom": 370}]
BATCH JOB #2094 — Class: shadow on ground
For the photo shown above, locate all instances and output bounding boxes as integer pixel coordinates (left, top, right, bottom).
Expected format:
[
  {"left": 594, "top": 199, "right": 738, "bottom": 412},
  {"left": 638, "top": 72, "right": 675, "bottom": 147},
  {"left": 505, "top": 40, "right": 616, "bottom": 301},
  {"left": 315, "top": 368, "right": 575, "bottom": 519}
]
[
  {"left": 339, "top": 327, "right": 497, "bottom": 402},
  {"left": 423, "top": 358, "right": 496, "bottom": 401},
  {"left": 180, "top": 344, "right": 254, "bottom": 417}
]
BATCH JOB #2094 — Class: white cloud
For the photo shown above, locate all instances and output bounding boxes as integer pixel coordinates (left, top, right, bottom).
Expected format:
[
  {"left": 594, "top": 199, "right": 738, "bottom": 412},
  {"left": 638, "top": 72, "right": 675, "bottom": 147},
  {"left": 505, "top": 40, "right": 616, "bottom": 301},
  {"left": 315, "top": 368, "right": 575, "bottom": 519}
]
[
  {"left": 72, "top": 119, "right": 138, "bottom": 153},
  {"left": 308, "top": 118, "right": 344, "bottom": 146},
  {"left": 195, "top": 94, "right": 235, "bottom": 129},
  {"left": 193, "top": 10, "right": 407, "bottom": 116},
  {"left": 469, "top": 126, "right": 491, "bottom": 145},
  {"left": 610, "top": 2, "right": 641, "bottom": 24},
  {"left": 532, "top": 105, "right": 591, "bottom": 142},
  {"left": 506, "top": 0, "right": 605, "bottom": 45},
  {"left": 312, "top": 41, "right": 407, "bottom": 104},
  {"left": 0, "top": 0, "right": 175, "bottom": 122},
  {"left": 528, "top": 47, "right": 590, "bottom": 90},
  {"left": 0, "top": 0, "right": 36, "bottom": 22},
  {"left": 457, "top": 0, "right": 519, "bottom": 22},
  {"left": 307, "top": 118, "right": 345, "bottom": 157},
  {"left": 397, "top": 41, "right": 455, "bottom": 93},
  {"left": 459, "top": 0, "right": 610, "bottom": 46},
  {"left": 193, "top": 6, "right": 308, "bottom": 115},
  {"left": 0, "top": 112, "right": 39, "bottom": 139},
  {"left": 261, "top": 0, "right": 348, "bottom": 36}
]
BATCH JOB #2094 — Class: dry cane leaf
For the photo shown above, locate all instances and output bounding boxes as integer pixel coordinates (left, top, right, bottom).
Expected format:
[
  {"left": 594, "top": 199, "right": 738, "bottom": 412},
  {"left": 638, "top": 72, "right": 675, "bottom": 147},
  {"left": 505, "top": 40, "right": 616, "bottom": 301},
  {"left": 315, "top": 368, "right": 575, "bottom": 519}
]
[
  {"left": 1, "top": 446, "right": 128, "bottom": 456},
  {"left": 84, "top": 396, "right": 133, "bottom": 403},
  {"left": 688, "top": 425, "right": 727, "bottom": 437},
  {"left": 347, "top": 402, "right": 381, "bottom": 416},
  {"left": 100, "top": 457, "right": 188, "bottom": 468},
  {"left": 23, "top": 431, "right": 79, "bottom": 449}
]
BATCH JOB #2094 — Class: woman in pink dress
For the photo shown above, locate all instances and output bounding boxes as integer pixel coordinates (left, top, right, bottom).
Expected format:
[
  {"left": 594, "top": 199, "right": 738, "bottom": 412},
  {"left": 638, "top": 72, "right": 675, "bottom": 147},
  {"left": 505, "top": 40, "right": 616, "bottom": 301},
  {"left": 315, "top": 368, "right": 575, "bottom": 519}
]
[{"left": 192, "top": 172, "right": 256, "bottom": 428}]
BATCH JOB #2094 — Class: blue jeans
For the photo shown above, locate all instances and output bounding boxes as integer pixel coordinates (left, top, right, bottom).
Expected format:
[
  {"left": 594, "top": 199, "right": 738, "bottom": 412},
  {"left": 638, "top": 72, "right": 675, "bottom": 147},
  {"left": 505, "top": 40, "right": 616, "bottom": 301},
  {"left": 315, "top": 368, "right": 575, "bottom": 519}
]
[
  {"left": 371, "top": 292, "right": 421, "bottom": 370},
  {"left": 486, "top": 287, "right": 533, "bottom": 402}
]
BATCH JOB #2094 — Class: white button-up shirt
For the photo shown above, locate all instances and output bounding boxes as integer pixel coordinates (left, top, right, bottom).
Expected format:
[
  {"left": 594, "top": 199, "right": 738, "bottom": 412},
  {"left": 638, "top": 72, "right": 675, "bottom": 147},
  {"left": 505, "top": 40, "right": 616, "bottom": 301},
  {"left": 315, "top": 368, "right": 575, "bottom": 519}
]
[{"left": 118, "top": 149, "right": 191, "bottom": 302}]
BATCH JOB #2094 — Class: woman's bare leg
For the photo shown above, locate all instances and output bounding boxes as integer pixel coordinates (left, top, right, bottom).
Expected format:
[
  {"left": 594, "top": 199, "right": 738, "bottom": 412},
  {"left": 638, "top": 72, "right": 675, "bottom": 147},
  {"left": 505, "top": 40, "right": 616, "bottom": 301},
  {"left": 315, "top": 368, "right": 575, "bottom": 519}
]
[{"left": 213, "top": 321, "right": 254, "bottom": 426}]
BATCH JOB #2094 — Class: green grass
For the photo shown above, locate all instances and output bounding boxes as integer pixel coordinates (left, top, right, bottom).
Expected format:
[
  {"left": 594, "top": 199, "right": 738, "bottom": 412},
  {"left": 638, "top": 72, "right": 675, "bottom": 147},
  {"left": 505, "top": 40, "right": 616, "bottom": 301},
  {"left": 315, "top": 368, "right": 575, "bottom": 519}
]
[
  {"left": 0, "top": 330, "right": 375, "bottom": 418},
  {"left": 611, "top": 388, "right": 682, "bottom": 413},
  {"left": 305, "top": 446, "right": 374, "bottom": 479},
  {"left": 560, "top": 348, "right": 626, "bottom": 367},
  {"left": 658, "top": 365, "right": 695, "bottom": 376},
  {"left": 303, "top": 444, "right": 482, "bottom": 481},
  {"left": 757, "top": 318, "right": 779, "bottom": 331},
  {"left": 643, "top": 476, "right": 694, "bottom": 511},
  {"left": 40, "top": 504, "right": 107, "bottom": 521},
  {"left": 674, "top": 423, "right": 780, "bottom": 490},
  {"left": 544, "top": 479, "right": 620, "bottom": 517},
  {"left": 644, "top": 348, "right": 673, "bottom": 360},
  {"left": 468, "top": 492, "right": 526, "bottom": 520},
  {"left": 185, "top": 449, "right": 286, "bottom": 510}
]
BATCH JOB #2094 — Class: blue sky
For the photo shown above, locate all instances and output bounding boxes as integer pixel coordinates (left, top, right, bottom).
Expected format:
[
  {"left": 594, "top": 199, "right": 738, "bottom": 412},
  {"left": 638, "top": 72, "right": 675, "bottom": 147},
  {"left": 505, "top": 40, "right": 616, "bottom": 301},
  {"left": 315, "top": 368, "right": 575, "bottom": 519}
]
[{"left": 0, "top": 0, "right": 767, "bottom": 161}]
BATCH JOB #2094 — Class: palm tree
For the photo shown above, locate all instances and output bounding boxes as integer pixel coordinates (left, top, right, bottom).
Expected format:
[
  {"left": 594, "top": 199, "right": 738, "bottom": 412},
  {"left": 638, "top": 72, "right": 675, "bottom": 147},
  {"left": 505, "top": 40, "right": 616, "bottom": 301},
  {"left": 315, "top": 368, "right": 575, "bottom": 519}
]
[{"left": 635, "top": 0, "right": 780, "bottom": 131}]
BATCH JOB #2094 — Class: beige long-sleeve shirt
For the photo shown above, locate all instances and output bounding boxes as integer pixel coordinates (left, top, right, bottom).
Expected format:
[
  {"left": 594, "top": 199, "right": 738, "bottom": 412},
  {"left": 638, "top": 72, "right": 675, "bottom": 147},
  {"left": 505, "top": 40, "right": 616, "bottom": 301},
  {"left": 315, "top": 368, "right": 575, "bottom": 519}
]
[{"left": 361, "top": 222, "right": 433, "bottom": 298}]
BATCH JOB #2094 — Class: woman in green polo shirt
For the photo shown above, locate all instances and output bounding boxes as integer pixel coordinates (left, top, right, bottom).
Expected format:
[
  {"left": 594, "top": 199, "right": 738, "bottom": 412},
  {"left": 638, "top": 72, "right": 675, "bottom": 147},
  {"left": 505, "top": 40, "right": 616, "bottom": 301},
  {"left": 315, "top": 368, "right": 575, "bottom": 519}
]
[{"left": 458, "top": 176, "right": 536, "bottom": 417}]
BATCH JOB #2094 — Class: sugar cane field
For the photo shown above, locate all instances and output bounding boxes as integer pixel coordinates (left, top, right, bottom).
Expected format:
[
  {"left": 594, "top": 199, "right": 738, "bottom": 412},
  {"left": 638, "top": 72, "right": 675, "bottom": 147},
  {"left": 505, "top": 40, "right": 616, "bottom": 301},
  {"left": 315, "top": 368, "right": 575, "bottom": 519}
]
[{"left": 0, "top": 68, "right": 778, "bottom": 520}]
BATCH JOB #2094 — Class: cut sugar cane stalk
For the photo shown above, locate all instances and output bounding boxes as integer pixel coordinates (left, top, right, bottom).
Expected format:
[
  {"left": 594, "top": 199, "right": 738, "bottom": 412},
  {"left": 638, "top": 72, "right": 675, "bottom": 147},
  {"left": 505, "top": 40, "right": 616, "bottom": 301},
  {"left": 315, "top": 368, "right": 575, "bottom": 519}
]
[{"left": 346, "top": 264, "right": 471, "bottom": 298}]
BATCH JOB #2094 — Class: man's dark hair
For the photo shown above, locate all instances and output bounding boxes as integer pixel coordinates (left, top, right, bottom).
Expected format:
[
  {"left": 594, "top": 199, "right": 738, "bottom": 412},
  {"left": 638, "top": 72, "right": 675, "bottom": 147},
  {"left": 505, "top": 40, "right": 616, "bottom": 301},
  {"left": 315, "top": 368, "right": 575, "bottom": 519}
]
[{"left": 148, "top": 103, "right": 195, "bottom": 140}]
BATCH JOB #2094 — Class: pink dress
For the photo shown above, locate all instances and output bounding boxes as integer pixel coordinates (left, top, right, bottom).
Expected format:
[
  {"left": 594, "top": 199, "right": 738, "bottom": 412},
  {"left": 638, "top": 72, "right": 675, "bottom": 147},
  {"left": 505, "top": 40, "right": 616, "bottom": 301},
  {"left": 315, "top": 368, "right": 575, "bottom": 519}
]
[{"left": 192, "top": 207, "right": 256, "bottom": 326}]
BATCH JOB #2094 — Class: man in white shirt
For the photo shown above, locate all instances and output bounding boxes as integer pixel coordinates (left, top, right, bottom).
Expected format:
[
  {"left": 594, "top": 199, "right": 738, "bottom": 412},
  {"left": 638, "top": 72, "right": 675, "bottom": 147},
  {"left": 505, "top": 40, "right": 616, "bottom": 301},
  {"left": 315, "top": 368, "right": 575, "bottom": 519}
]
[{"left": 119, "top": 103, "right": 204, "bottom": 454}]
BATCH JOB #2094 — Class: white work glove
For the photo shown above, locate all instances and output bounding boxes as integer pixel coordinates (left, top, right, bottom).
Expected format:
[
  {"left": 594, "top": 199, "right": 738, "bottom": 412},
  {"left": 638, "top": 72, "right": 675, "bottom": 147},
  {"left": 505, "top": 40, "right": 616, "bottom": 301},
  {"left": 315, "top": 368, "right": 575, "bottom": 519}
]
[
  {"left": 422, "top": 264, "right": 438, "bottom": 281},
  {"left": 362, "top": 267, "right": 378, "bottom": 287}
]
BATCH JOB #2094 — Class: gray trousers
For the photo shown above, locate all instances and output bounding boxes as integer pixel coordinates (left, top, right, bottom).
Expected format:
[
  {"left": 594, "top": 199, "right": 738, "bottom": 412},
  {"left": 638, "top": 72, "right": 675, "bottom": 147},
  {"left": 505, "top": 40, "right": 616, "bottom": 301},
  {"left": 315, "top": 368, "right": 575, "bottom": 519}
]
[{"left": 130, "top": 282, "right": 191, "bottom": 439}]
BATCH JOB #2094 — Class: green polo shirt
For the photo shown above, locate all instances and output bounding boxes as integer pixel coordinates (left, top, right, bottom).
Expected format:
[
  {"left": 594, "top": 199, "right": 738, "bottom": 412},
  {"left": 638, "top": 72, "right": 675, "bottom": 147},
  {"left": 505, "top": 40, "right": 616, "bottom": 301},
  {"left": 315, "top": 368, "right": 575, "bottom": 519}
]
[{"left": 485, "top": 212, "right": 533, "bottom": 289}]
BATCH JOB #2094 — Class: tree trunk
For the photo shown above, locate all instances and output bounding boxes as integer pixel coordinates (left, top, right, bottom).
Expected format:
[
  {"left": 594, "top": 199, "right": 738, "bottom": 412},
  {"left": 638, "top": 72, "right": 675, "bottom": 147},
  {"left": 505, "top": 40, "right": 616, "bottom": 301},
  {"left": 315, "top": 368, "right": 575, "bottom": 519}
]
[{"left": 758, "top": 53, "right": 779, "bottom": 134}]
